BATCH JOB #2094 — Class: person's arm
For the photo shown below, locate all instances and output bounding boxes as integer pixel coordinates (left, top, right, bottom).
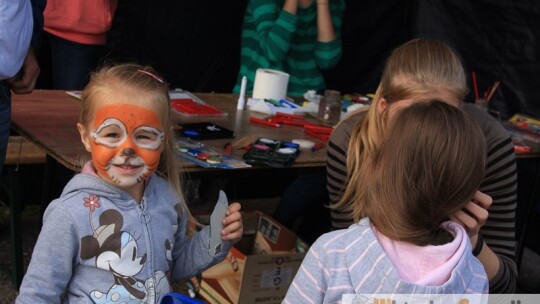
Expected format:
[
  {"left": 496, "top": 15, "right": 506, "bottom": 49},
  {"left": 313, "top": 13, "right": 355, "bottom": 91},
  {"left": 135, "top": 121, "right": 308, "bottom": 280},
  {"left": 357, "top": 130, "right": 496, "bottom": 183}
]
[
  {"left": 327, "top": 114, "right": 360, "bottom": 229},
  {"left": 453, "top": 105, "right": 518, "bottom": 292},
  {"left": 452, "top": 138, "right": 518, "bottom": 292},
  {"left": 283, "top": 0, "right": 298, "bottom": 15},
  {"left": 314, "top": 0, "right": 344, "bottom": 69},
  {"left": 251, "top": 0, "right": 298, "bottom": 63},
  {"left": 17, "top": 204, "right": 77, "bottom": 302},
  {"left": 315, "top": 1, "right": 335, "bottom": 42},
  {"left": 171, "top": 202, "right": 240, "bottom": 281},
  {"left": 0, "top": 0, "right": 33, "bottom": 80},
  {"left": 451, "top": 191, "right": 501, "bottom": 279},
  {"left": 7, "top": 0, "right": 45, "bottom": 93},
  {"left": 7, "top": 47, "right": 39, "bottom": 94}
]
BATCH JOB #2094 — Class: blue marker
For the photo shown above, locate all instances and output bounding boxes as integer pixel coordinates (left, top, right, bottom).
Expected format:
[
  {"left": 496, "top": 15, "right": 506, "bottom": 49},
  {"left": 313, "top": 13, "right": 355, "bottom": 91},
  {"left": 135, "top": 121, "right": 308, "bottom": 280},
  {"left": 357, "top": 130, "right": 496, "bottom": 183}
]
[
  {"left": 279, "top": 99, "right": 299, "bottom": 108},
  {"left": 282, "top": 142, "right": 300, "bottom": 148},
  {"left": 278, "top": 99, "right": 292, "bottom": 108},
  {"left": 183, "top": 130, "right": 199, "bottom": 137}
]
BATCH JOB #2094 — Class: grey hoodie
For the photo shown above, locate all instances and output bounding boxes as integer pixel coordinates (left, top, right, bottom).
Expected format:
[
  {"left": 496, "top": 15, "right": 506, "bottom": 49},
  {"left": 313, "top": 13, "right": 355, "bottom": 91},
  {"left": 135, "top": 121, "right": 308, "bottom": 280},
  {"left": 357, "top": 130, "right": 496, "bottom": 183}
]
[{"left": 17, "top": 171, "right": 232, "bottom": 303}]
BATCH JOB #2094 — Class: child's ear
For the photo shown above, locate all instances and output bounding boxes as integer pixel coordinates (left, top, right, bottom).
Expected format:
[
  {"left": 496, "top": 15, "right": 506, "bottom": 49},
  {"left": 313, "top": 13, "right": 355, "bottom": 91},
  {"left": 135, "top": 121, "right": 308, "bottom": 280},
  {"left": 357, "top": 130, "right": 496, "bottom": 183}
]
[
  {"left": 376, "top": 97, "right": 388, "bottom": 115},
  {"left": 77, "top": 123, "right": 92, "bottom": 152}
]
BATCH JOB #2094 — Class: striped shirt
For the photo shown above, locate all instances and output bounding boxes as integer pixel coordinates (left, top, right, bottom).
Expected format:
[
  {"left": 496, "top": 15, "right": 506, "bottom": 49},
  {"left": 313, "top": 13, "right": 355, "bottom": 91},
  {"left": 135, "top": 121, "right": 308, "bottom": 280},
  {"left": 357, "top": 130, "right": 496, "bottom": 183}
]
[
  {"left": 326, "top": 103, "right": 518, "bottom": 293},
  {"left": 233, "top": 0, "right": 345, "bottom": 96},
  {"left": 283, "top": 218, "right": 488, "bottom": 303}
]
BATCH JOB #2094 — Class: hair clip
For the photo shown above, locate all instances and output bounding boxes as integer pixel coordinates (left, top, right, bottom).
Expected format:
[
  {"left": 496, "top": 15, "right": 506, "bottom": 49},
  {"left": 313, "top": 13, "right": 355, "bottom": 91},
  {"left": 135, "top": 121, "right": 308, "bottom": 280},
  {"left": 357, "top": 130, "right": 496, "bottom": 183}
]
[{"left": 137, "top": 69, "right": 164, "bottom": 83}]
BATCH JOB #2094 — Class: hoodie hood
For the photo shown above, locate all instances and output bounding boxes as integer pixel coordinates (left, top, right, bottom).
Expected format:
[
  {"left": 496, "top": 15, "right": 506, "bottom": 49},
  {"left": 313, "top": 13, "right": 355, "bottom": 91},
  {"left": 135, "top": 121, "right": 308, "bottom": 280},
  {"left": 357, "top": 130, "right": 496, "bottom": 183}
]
[
  {"left": 345, "top": 218, "right": 488, "bottom": 294},
  {"left": 373, "top": 221, "right": 468, "bottom": 286}
]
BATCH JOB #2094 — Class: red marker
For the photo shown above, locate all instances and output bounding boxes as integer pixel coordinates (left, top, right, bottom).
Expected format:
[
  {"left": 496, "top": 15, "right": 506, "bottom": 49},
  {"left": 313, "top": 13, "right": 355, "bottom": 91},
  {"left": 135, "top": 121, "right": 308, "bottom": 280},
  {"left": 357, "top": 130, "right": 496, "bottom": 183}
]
[
  {"left": 311, "top": 142, "right": 326, "bottom": 152},
  {"left": 281, "top": 119, "right": 307, "bottom": 127},
  {"left": 304, "top": 124, "right": 333, "bottom": 134},
  {"left": 514, "top": 145, "right": 531, "bottom": 153},
  {"left": 305, "top": 130, "right": 330, "bottom": 141},
  {"left": 249, "top": 117, "right": 280, "bottom": 127}
]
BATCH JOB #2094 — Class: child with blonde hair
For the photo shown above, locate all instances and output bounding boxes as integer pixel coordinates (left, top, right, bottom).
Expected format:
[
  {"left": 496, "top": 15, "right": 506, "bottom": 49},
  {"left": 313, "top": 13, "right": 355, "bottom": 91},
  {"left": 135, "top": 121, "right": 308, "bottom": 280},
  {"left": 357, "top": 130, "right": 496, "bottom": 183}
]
[
  {"left": 327, "top": 38, "right": 517, "bottom": 292},
  {"left": 285, "top": 100, "right": 488, "bottom": 302},
  {"left": 17, "top": 63, "right": 243, "bottom": 303}
]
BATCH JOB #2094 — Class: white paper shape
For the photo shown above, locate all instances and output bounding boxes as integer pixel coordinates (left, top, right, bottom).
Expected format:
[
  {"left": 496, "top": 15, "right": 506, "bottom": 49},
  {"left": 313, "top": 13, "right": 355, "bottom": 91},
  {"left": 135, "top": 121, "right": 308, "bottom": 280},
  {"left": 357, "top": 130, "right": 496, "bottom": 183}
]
[{"left": 209, "top": 190, "right": 229, "bottom": 256}]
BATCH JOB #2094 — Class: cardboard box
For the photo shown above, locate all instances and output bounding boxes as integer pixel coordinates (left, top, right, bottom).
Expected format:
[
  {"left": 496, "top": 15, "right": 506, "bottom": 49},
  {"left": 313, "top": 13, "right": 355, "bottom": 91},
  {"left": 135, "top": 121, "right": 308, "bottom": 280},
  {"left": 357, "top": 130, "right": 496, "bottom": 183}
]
[{"left": 200, "top": 211, "right": 308, "bottom": 304}]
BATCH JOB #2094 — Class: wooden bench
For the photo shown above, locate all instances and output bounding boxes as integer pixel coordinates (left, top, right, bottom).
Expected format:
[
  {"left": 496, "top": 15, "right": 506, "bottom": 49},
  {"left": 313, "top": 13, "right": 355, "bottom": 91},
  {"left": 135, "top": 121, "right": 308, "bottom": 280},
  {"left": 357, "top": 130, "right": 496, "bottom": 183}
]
[
  {"left": 1, "top": 136, "right": 46, "bottom": 288},
  {"left": 5, "top": 136, "right": 46, "bottom": 166}
]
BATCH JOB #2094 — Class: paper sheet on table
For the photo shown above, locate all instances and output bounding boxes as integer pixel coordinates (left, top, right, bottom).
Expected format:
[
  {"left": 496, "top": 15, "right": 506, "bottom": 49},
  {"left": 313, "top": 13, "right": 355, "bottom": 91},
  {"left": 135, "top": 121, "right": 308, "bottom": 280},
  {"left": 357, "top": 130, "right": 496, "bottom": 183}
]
[{"left": 246, "top": 98, "right": 317, "bottom": 116}]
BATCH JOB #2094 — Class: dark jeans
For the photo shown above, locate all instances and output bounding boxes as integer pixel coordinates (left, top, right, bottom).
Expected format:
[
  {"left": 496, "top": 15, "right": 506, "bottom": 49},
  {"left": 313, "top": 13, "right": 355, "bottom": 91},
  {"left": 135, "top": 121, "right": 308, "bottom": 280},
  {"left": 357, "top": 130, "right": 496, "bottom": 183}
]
[
  {"left": 272, "top": 171, "right": 331, "bottom": 244},
  {"left": 48, "top": 33, "right": 105, "bottom": 90},
  {"left": 0, "top": 81, "right": 11, "bottom": 176}
]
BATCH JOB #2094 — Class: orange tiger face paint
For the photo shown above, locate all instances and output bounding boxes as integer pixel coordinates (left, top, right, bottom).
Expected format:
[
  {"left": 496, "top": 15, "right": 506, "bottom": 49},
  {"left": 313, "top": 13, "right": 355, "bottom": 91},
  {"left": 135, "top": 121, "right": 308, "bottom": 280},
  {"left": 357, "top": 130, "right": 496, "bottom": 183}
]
[{"left": 89, "top": 103, "right": 164, "bottom": 188}]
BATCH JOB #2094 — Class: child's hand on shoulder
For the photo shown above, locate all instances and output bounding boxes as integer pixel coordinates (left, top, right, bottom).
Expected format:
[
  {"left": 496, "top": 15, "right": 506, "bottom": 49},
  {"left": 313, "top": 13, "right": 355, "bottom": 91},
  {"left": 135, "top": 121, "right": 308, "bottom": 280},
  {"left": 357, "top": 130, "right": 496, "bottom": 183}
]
[{"left": 222, "top": 202, "right": 243, "bottom": 242}]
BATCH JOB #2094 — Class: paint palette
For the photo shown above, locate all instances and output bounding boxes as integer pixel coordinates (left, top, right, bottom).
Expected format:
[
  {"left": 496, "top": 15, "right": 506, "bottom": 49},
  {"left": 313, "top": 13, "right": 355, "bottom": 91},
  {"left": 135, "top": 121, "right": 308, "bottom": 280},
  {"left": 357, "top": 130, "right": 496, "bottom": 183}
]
[
  {"left": 176, "top": 139, "right": 251, "bottom": 169},
  {"left": 176, "top": 122, "right": 235, "bottom": 140},
  {"left": 243, "top": 138, "right": 301, "bottom": 167}
]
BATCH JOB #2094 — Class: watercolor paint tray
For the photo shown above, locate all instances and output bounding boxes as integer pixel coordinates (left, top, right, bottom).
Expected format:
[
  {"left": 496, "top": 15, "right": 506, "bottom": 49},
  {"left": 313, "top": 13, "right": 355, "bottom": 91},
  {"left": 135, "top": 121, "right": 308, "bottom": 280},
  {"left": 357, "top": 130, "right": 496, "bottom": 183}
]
[
  {"left": 243, "top": 138, "right": 301, "bottom": 168},
  {"left": 176, "top": 139, "right": 251, "bottom": 169}
]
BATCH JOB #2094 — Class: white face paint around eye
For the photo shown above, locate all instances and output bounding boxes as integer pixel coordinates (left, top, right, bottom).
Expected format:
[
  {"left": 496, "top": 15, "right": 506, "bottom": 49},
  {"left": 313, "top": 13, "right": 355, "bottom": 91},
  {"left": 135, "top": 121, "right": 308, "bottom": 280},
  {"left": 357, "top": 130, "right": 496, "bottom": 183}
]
[
  {"left": 132, "top": 126, "right": 165, "bottom": 150},
  {"left": 91, "top": 118, "right": 128, "bottom": 148}
]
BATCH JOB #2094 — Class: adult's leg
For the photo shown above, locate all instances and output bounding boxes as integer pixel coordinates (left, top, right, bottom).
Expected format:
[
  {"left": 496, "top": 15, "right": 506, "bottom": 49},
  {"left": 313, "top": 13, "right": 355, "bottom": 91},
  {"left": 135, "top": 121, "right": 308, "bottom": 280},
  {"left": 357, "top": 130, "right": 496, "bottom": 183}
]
[
  {"left": 48, "top": 33, "right": 105, "bottom": 90},
  {"left": 273, "top": 171, "right": 328, "bottom": 229},
  {"left": 0, "top": 81, "right": 11, "bottom": 176}
]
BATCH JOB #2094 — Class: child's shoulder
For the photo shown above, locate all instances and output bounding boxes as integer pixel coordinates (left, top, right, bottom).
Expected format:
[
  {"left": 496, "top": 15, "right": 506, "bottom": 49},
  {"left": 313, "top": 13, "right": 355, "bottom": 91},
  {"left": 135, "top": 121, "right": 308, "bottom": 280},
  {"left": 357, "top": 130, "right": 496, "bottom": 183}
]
[
  {"left": 46, "top": 187, "right": 110, "bottom": 214},
  {"left": 314, "top": 220, "right": 373, "bottom": 249}
]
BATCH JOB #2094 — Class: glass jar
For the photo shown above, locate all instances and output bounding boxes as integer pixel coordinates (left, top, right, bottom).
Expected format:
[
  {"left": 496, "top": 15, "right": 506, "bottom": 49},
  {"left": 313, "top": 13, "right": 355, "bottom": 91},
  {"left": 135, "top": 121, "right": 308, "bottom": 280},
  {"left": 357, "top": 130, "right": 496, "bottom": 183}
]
[{"left": 317, "top": 89, "right": 342, "bottom": 125}]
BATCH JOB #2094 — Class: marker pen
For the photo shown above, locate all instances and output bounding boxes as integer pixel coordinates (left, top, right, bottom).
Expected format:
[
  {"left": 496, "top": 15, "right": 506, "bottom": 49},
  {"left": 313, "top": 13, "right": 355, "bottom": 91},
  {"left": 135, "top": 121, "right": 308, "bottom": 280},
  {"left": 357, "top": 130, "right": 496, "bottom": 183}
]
[
  {"left": 249, "top": 117, "right": 280, "bottom": 127},
  {"left": 237, "top": 76, "right": 247, "bottom": 110},
  {"left": 311, "top": 142, "right": 326, "bottom": 152},
  {"left": 279, "top": 98, "right": 299, "bottom": 108}
]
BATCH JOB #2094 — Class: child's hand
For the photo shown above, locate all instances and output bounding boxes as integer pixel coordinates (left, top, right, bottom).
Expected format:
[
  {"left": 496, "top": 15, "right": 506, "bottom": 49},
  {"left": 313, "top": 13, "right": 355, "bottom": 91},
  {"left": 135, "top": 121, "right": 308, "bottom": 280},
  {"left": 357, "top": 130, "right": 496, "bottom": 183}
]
[{"left": 222, "top": 202, "right": 243, "bottom": 242}]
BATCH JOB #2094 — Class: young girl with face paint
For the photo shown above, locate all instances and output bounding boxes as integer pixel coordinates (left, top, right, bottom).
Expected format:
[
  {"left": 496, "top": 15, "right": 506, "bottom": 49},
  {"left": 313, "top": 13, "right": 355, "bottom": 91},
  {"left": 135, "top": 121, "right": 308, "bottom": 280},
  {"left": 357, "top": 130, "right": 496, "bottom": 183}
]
[{"left": 17, "top": 64, "right": 243, "bottom": 303}]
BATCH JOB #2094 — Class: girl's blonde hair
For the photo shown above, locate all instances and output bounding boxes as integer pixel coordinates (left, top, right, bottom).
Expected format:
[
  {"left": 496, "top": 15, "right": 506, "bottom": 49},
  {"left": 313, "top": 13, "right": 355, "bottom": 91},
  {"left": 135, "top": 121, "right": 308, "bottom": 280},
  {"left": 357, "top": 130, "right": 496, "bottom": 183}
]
[
  {"left": 361, "top": 100, "right": 486, "bottom": 245},
  {"left": 332, "top": 38, "right": 469, "bottom": 213},
  {"left": 80, "top": 63, "right": 186, "bottom": 211}
]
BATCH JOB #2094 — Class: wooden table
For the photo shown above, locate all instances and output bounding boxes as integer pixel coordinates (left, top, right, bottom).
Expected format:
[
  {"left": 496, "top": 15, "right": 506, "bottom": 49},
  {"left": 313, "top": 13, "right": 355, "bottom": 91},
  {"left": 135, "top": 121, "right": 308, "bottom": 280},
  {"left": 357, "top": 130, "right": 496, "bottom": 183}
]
[{"left": 11, "top": 90, "right": 327, "bottom": 175}]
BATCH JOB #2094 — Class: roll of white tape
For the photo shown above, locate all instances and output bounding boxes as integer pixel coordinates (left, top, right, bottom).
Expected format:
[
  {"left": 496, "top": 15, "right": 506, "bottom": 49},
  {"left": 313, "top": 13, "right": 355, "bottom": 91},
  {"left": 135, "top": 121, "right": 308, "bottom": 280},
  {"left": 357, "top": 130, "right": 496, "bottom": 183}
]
[{"left": 252, "top": 68, "right": 289, "bottom": 101}]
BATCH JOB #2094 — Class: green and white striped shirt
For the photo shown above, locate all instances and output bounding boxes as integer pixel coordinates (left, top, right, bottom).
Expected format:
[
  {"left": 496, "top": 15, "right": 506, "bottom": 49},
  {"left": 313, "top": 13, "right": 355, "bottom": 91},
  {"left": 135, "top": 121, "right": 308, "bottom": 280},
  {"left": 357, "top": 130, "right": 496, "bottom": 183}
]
[{"left": 233, "top": 0, "right": 345, "bottom": 96}]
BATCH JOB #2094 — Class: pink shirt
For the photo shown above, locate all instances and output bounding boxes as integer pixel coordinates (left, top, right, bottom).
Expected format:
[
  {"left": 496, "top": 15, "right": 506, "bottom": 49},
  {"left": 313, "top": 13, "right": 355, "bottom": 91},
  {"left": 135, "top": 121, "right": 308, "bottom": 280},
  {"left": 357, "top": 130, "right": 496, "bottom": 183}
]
[
  {"left": 81, "top": 161, "right": 97, "bottom": 175},
  {"left": 374, "top": 221, "right": 469, "bottom": 286}
]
